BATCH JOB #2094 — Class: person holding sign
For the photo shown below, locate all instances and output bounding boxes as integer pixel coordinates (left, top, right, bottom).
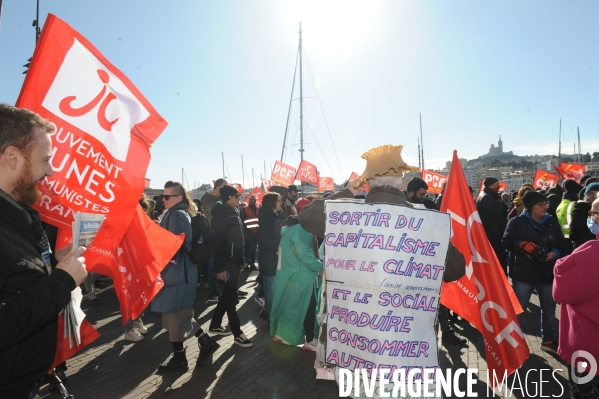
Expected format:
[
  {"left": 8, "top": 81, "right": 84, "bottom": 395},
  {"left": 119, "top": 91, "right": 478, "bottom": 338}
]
[{"left": 0, "top": 104, "right": 88, "bottom": 398}]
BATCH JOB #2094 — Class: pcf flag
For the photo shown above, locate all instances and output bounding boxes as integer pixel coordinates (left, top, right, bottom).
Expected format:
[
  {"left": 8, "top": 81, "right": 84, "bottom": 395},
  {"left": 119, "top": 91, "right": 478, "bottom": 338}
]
[
  {"left": 440, "top": 151, "right": 528, "bottom": 380},
  {"left": 318, "top": 176, "right": 335, "bottom": 193},
  {"left": 421, "top": 169, "right": 447, "bottom": 195},
  {"left": 261, "top": 179, "right": 277, "bottom": 192},
  {"left": 295, "top": 159, "right": 319, "bottom": 184},
  {"left": 533, "top": 169, "right": 559, "bottom": 190},
  {"left": 271, "top": 160, "right": 296, "bottom": 186}
]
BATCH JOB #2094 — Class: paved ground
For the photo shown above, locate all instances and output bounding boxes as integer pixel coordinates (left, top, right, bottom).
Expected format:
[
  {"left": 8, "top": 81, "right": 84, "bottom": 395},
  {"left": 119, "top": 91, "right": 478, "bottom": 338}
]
[{"left": 40, "top": 272, "right": 571, "bottom": 399}]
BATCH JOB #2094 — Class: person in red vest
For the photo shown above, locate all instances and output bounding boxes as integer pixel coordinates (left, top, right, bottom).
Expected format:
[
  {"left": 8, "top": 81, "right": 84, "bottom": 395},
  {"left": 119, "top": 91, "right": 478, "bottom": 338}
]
[{"left": 241, "top": 195, "right": 260, "bottom": 271}]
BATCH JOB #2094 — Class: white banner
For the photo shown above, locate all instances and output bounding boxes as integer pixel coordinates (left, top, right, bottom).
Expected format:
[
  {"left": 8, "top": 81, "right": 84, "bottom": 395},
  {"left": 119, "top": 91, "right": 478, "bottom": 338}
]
[{"left": 323, "top": 200, "right": 451, "bottom": 376}]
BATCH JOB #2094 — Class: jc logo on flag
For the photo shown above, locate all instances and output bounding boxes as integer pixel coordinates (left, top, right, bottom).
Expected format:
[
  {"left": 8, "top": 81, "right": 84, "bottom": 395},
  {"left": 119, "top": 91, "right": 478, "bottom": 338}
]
[{"left": 42, "top": 38, "right": 150, "bottom": 162}]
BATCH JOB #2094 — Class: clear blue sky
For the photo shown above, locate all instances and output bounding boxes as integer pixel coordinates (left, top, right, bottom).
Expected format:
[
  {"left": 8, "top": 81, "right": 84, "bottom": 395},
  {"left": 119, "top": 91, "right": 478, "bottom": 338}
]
[{"left": 1, "top": 1, "right": 598, "bottom": 188}]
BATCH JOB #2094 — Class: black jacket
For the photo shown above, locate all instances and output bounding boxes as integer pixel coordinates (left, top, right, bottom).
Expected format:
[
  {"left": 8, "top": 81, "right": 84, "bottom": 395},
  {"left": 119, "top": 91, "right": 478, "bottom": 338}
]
[
  {"left": 211, "top": 201, "right": 245, "bottom": 273},
  {"left": 257, "top": 207, "right": 281, "bottom": 276},
  {"left": 502, "top": 212, "right": 568, "bottom": 284},
  {"left": 0, "top": 196, "right": 75, "bottom": 395},
  {"left": 570, "top": 201, "right": 596, "bottom": 249},
  {"left": 189, "top": 213, "right": 214, "bottom": 265},
  {"left": 476, "top": 188, "right": 507, "bottom": 245}
]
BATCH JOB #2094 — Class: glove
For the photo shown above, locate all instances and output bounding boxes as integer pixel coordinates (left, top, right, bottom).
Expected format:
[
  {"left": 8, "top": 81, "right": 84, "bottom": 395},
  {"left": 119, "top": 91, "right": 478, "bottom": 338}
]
[{"left": 518, "top": 241, "right": 537, "bottom": 254}]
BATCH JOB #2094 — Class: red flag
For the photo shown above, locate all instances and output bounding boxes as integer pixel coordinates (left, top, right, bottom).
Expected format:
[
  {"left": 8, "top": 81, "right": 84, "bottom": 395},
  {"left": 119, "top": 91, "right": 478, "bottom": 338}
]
[
  {"left": 555, "top": 163, "right": 585, "bottom": 182},
  {"left": 421, "top": 169, "right": 447, "bottom": 195},
  {"left": 244, "top": 187, "right": 265, "bottom": 206},
  {"left": 477, "top": 178, "right": 506, "bottom": 194},
  {"left": 440, "top": 151, "right": 528, "bottom": 380},
  {"left": 230, "top": 183, "right": 243, "bottom": 195},
  {"left": 349, "top": 171, "right": 360, "bottom": 181},
  {"left": 295, "top": 160, "right": 319, "bottom": 184},
  {"left": 271, "top": 160, "right": 296, "bottom": 186},
  {"left": 318, "top": 176, "right": 335, "bottom": 193},
  {"left": 51, "top": 317, "right": 100, "bottom": 370},
  {"left": 261, "top": 179, "right": 277, "bottom": 192},
  {"left": 499, "top": 182, "right": 507, "bottom": 192},
  {"left": 533, "top": 169, "right": 559, "bottom": 190}
]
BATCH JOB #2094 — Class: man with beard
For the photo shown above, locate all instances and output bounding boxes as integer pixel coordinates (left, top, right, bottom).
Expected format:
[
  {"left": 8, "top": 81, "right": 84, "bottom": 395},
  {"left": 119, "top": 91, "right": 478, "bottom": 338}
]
[
  {"left": 0, "top": 104, "right": 88, "bottom": 398},
  {"left": 277, "top": 185, "right": 298, "bottom": 226},
  {"left": 406, "top": 177, "right": 432, "bottom": 207}
]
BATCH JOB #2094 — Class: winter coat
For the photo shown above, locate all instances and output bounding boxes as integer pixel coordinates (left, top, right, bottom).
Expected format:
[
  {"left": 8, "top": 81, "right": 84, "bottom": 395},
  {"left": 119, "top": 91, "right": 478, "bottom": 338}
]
[
  {"left": 189, "top": 213, "right": 214, "bottom": 265},
  {"left": 258, "top": 207, "right": 281, "bottom": 276},
  {"left": 276, "top": 196, "right": 297, "bottom": 226},
  {"left": 211, "top": 201, "right": 245, "bottom": 274},
  {"left": 476, "top": 187, "right": 507, "bottom": 247},
  {"left": 298, "top": 185, "right": 466, "bottom": 282},
  {"left": 553, "top": 240, "right": 599, "bottom": 375},
  {"left": 0, "top": 196, "right": 76, "bottom": 394},
  {"left": 200, "top": 191, "right": 219, "bottom": 226},
  {"left": 151, "top": 202, "right": 198, "bottom": 314},
  {"left": 269, "top": 220, "right": 323, "bottom": 345},
  {"left": 507, "top": 196, "right": 525, "bottom": 220},
  {"left": 569, "top": 201, "right": 596, "bottom": 249},
  {"left": 546, "top": 186, "right": 563, "bottom": 217},
  {"left": 502, "top": 210, "right": 567, "bottom": 284}
]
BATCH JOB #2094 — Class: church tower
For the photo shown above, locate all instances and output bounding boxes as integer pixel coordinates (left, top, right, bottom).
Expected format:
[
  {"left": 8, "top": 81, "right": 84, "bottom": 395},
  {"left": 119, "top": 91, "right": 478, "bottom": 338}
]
[{"left": 498, "top": 136, "right": 503, "bottom": 153}]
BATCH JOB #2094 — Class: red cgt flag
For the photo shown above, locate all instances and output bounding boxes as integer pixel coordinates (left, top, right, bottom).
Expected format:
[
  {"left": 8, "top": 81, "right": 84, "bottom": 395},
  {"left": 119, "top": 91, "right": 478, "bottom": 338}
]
[
  {"left": 555, "top": 163, "right": 586, "bottom": 182},
  {"left": 533, "top": 169, "right": 559, "bottom": 190},
  {"left": 244, "top": 187, "right": 265, "bottom": 206},
  {"left": 421, "top": 169, "right": 447, "bottom": 195},
  {"left": 440, "top": 151, "right": 528, "bottom": 380},
  {"left": 318, "top": 176, "right": 335, "bottom": 193},
  {"left": 271, "top": 160, "right": 296, "bottom": 186},
  {"left": 295, "top": 160, "right": 319, "bottom": 184}
]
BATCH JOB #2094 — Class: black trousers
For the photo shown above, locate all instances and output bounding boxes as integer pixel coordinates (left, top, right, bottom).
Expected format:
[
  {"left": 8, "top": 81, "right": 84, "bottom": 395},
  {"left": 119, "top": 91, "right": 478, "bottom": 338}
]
[
  {"left": 210, "top": 266, "right": 242, "bottom": 337},
  {"left": 303, "top": 287, "right": 318, "bottom": 342}
]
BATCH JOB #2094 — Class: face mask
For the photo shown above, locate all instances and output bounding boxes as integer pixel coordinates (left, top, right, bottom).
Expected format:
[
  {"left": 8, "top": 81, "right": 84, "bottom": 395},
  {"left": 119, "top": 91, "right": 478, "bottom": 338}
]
[
  {"left": 588, "top": 217, "right": 599, "bottom": 235},
  {"left": 491, "top": 186, "right": 501, "bottom": 193}
]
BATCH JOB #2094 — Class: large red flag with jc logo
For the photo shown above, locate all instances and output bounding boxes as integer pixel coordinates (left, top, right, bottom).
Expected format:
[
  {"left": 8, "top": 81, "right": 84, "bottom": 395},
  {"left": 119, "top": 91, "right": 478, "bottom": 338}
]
[
  {"left": 295, "top": 160, "right": 319, "bottom": 184},
  {"left": 16, "top": 14, "right": 167, "bottom": 244},
  {"left": 440, "top": 151, "right": 528, "bottom": 380}
]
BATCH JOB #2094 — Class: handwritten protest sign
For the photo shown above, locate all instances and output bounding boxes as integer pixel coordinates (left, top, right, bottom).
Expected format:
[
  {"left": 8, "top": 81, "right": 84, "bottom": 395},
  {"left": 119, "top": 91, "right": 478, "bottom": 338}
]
[{"left": 322, "top": 200, "right": 450, "bottom": 396}]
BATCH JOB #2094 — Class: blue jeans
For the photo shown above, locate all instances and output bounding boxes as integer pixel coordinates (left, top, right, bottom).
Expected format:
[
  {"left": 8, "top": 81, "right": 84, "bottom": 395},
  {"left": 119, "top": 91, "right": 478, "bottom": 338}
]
[
  {"left": 245, "top": 233, "right": 258, "bottom": 265},
  {"left": 208, "top": 256, "right": 218, "bottom": 297},
  {"left": 512, "top": 280, "right": 556, "bottom": 341},
  {"left": 262, "top": 276, "right": 276, "bottom": 316}
]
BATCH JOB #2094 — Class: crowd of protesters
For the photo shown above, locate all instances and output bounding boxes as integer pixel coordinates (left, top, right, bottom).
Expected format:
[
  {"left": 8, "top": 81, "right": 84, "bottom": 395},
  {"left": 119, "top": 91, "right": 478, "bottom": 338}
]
[{"left": 2, "top": 103, "right": 599, "bottom": 398}]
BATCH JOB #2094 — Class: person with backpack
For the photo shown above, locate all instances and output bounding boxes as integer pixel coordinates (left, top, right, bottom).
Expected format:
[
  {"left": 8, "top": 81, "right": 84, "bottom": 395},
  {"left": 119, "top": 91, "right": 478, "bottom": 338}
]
[{"left": 151, "top": 181, "right": 218, "bottom": 371}]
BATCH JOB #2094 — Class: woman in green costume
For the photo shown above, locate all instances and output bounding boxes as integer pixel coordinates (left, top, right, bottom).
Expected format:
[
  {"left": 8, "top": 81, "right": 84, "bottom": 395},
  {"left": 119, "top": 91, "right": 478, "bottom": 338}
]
[{"left": 270, "top": 199, "right": 323, "bottom": 350}]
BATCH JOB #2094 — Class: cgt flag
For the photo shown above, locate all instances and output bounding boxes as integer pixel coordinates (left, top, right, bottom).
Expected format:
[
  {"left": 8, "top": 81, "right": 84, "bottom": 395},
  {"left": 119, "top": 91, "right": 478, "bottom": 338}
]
[
  {"left": 295, "top": 160, "right": 319, "bottom": 184},
  {"left": 555, "top": 163, "right": 586, "bottom": 182},
  {"left": 440, "top": 151, "right": 529, "bottom": 380},
  {"left": 533, "top": 169, "right": 559, "bottom": 190}
]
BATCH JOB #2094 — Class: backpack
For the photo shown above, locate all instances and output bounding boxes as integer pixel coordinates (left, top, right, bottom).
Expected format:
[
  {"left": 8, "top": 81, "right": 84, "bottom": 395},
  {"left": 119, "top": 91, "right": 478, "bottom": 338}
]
[{"left": 189, "top": 214, "right": 213, "bottom": 265}]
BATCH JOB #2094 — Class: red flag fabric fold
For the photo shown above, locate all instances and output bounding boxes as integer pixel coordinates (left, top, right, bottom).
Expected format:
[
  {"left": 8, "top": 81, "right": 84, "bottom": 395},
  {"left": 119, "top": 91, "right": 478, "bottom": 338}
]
[{"left": 295, "top": 160, "right": 319, "bottom": 184}]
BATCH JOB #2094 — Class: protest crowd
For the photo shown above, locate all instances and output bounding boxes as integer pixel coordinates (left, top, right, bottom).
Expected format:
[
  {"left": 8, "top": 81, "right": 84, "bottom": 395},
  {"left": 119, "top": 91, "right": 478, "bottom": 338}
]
[{"left": 2, "top": 15, "right": 599, "bottom": 399}]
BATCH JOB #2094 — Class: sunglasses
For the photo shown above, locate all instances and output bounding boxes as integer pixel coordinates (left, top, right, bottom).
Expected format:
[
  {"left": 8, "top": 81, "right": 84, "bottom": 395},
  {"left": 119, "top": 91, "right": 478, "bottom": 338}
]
[{"left": 163, "top": 194, "right": 181, "bottom": 200}]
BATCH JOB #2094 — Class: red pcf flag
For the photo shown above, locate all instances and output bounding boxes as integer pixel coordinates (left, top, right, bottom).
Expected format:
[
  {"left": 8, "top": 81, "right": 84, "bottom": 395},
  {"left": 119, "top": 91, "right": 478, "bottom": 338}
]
[
  {"left": 421, "top": 169, "right": 447, "bottom": 195},
  {"left": 244, "top": 187, "right": 265, "bottom": 206},
  {"left": 295, "top": 160, "right": 319, "bottom": 184},
  {"left": 533, "top": 169, "right": 559, "bottom": 190},
  {"left": 271, "top": 160, "right": 296, "bottom": 186},
  {"left": 318, "top": 176, "right": 335, "bottom": 193},
  {"left": 261, "top": 179, "right": 277, "bottom": 192},
  {"left": 555, "top": 163, "right": 586, "bottom": 182},
  {"left": 440, "top": 151, "right": 528, "bottom": 380}
]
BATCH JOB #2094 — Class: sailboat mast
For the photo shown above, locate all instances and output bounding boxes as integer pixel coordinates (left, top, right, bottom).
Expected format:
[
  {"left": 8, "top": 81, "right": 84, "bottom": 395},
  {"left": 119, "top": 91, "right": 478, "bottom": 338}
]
[
  {"left": 558, "top": 118, "right": 562, "bottom": 166},
  {"left": 578, "top": 127, "right": 582, "bottom": 163},
  {"left": 419, "top": 113, "right": 425, "bottom": 170},
  {"left": 222, "top": 152, "right": 225, "bottom": 179},
  {"left": 241, "top": 155, "right": 245, "bottom": 187},
  {"left": 417, "top": 137, "right": 421, "bottom": 170},
  {"left": 299, "top": 22, "right": 304, "bottom": 161}
]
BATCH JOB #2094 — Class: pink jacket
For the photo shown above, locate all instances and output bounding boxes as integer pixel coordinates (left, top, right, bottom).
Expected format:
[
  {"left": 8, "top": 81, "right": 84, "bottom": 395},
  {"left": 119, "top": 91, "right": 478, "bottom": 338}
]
[{"left": 553, "top": 240, "right": 599, "bottom": 375}]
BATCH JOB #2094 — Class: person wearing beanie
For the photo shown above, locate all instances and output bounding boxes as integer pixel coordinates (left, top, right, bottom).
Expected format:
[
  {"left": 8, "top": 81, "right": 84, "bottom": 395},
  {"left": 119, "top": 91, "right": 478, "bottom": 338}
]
[
  {"left": 209, "top": 186, "right": 253, "bottom": 348},
  {"left": 556, "top": 179, "right": 583, "bottom": 238},
  {"left": 476, "top": 176, "right": 508, "bottom": 274},
  {"left": 569, "top": 181, "right": 599, "bottom": 249},
  {"left": 502, "top": 191, "right": 568, "bottom": 355},
  {"left": 546, "top": 185, "right": 564, "bottom": 218}
]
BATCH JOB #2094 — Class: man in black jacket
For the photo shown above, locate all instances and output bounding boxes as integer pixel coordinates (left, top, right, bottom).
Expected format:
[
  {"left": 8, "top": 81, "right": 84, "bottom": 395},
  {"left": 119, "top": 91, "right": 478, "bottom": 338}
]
[
  {"left": 0, "top": 104, "right": 87, "bottom": 398},
  {"left": 502, "top": 191, "right": 567, "bottom": 354},
  {"left": 208, "top": 185, "right": 253, "bottom": 347},
  {"left": 476, "top": 177, "right": 508, "bottom": 274}
]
